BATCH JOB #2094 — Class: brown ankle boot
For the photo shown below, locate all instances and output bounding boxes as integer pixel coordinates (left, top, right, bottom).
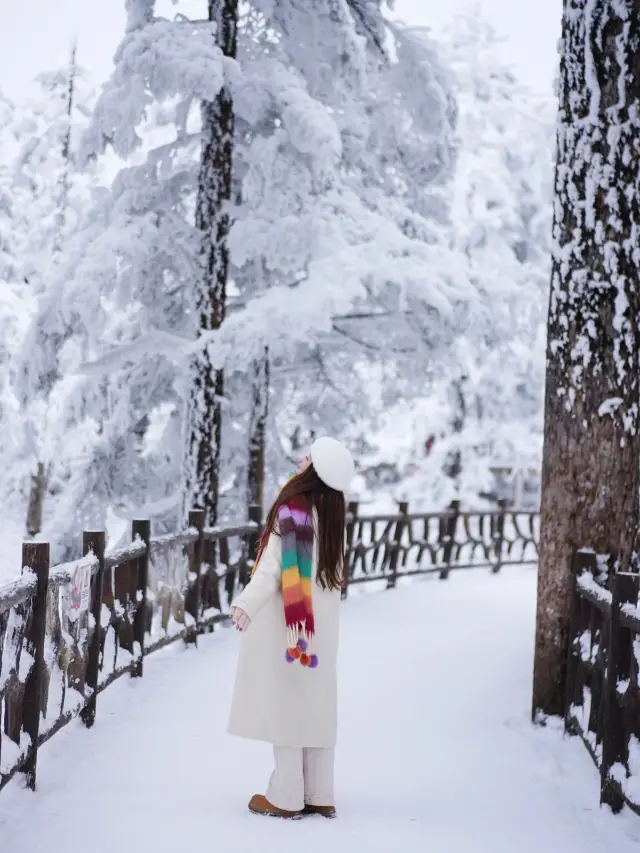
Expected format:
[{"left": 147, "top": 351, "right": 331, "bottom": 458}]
[
  {"left": 303, "top": 804, "right": 337, "bottom": 818},
  {"left": 248, "top": 794, "right": 303, "bottom": 819}
]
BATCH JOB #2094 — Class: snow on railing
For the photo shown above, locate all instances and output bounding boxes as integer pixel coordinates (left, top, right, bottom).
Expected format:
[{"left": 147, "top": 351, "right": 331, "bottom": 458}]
[
  {"left": 104, "top": 538, "right": 147, "bottom": 570},
  {"left": 48, "top": 553, "right": 100, "bottom": 587},
  {"left": 0, "top": 574, "right": 38, "bottom": 612}
]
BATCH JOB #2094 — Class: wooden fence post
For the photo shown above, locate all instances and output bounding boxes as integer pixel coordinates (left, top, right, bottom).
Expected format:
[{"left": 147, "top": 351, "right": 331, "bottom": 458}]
[
  {"left": 563, "top": 551, "right": 581, "bottom": 734},
  {"left": 132, "top": 519, "right": 151, "bottom": 674},
  {"left": 492, "top": 500, "right": 507, "bottom": 573},
  {"left": 440, "top": 500, "right": 460, "bottom": 580},
  {"left": 185, "top": 510, "right": 204, "bottom": 646},
  {"left": 600, "top": 565, "right": 636, "bottom": 813},
  {"left": 343, "top": 501, "right": 359, "bottom": 600},
  {"left": 387, "top": 502, "right": 408, "bottom": 589},
  {"left": 81, "top": 531, "right": 105, "bottom": 728},
  {"left": 563, "top": 550, "right": 597, "bottom": 734},
  {"left": 20, "top": 542, "right": 50, "bottom": 791}
]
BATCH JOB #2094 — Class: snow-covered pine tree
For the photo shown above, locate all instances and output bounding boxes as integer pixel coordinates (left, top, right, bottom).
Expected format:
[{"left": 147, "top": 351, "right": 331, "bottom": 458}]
[
  {"left": 20, "top": 1, "right": 230, "bottom": 555},
  {"left": 5, "top": 49, "right": 99, "bottom": 539},
  {"left": 35, "top": 0, "right": 465, "bottom": 553},
  {"left": 533, "top": 0, "right": 640, "bottom": 722},
  {"left": 70, "top": 0, "right": 376, "bottom": 536},
  {"left": 223, "top": 4, "right": 462, "bottom": 511},
  {"left": 32, "top": 8, "right": 225, "bottom": 554},
  {"left": 220, "top": 0, "right": 367, "bottom": 514},
  {"left": 12, "top": 47, "right": 94, "bottom": 301}
]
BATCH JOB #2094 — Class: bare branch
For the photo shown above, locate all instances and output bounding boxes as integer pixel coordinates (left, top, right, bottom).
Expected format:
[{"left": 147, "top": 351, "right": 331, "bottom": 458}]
[{"left": 331, "top": 323, "right": 414, "bottom": 354}]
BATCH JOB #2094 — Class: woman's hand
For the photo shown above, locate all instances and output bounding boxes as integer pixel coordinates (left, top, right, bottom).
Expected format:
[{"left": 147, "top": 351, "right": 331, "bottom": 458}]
[{"left": 230, "top": 606, "right": 250, "bottom": 632}]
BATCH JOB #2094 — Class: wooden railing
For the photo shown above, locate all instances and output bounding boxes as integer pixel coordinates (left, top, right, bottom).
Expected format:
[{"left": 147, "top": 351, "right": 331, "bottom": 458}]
[
  {"left": 0, "top": 500, "right": 539, "bottom": 794},
  {"left": 0, "top": 508, "right": 260, "bottom": 793},
  {"left": 342, "top": 500, "right": 539, "bottom": 593},
  {"left": 565, "top": 549, "right": 640, "bottom": 815}
]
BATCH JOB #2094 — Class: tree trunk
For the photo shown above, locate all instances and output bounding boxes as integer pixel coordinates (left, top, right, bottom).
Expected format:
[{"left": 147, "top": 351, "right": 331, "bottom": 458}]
[
  {"left": 247, "top": 347, "right": 269, "bottom": 520},
  {"left": 184, "top": 0, "right": 238, "bottom": 526},
  {"left": 444, "top": 375, "right": 467, "bottom": 482},
  {"left": 532, "top": 0, "right": 640, "bottom": 720},
  {"left": 26, "top": 462, "right": 47, "bottom": 538}
]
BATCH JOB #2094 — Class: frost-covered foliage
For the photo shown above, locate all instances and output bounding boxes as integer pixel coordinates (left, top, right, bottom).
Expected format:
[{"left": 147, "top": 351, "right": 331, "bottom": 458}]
[
  {"left": 0, "top": 92, "right": 18, "bottom": 286},
  {"left": 0, "top": 2, "right": 557, "bottom": 568},
  {"left": 19, "top": 0, "right": 467, "bottom": 547},
  {"left": 0, "top": 90, "right": 29, "bottom": 491},
  {"left": 217, "top": 4, "right": 463, "bottom": 514},
  {"left": 12, "top": 55, "right": 99, "bottom": 433},
  {"left": 222, "top": 8, "right": 461, "bottom": 361},
  {"left": 426, "top": 12, "right": 553, "bottom": 500},
  {"left": 10, "top": 56, "right": 99, "bottom": 384},
  {"left": 0, "top": 92, "right": 20, "bottom": 373},
  {"left": 33, "top": 2, "right": 231, "bottom": 550},
  {"left": 0, "top": 55, "right": 104, "bottom": 553}
]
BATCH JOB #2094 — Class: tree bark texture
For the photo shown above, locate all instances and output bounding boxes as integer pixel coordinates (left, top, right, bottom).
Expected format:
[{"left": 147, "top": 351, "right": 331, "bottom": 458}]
[
  {"left": 247, "top": 347, "right": 269, "bottom": 520},
  {"left": 532, "top": 0, "right": 640, "bottom": 719},
  {"left": 184, "top": 0, "right": 238, "bottom": 527}
]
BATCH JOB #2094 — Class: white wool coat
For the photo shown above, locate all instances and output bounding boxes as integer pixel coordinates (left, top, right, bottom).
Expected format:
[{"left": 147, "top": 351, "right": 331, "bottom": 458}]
[{"left": 227, "top": 519, "right": 341, "bottom": 748}]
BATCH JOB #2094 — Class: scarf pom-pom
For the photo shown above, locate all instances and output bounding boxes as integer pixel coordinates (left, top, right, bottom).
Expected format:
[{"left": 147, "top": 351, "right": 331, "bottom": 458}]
[
  {"left": 297, "top": 638, "right": 308, "bottom": 653},
  {"left": 309, "top": 654, "right": 319, "bottom": 669},
  {"left": 285, "top": 649, "right": 295, "bottom": 663},
  {"left": 287, "top": 646, "right": 301, "bottom": 661},
  {"left": 300, "top": 653, "right": 311, "bottom": 667}
]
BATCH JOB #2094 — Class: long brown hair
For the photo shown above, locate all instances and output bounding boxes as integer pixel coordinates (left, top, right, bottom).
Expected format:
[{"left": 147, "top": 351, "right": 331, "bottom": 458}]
[{"left": 261, "top": 465, "right": 346, "bottom": 591}]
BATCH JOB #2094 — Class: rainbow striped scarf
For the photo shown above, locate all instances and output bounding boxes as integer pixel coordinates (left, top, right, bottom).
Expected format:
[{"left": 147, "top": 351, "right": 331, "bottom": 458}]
[{"left": 253, "top": 497, "right": 318, "bottom": 668}]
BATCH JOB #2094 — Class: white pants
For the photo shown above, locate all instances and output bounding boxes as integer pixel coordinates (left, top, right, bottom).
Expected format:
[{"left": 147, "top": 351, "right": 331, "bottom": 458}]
[{"left": 266, "top": 746, "right": 335, "bottom": 811}]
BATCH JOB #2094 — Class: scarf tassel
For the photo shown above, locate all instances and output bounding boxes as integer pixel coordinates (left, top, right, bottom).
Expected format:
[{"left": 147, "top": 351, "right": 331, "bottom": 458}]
[{"left": 285, "top": 624, "right": 319, "bottom": 668}]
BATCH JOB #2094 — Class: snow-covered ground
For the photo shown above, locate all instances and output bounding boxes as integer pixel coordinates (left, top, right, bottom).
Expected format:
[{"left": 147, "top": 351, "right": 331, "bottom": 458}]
[{"left": 1, "top": 568, "right": 639, "bottom": 852}]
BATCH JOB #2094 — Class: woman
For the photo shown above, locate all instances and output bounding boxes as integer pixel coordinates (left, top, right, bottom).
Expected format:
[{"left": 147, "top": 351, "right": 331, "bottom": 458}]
[{"left": 228, "top": 436, "right": 354, "bottom": 819}]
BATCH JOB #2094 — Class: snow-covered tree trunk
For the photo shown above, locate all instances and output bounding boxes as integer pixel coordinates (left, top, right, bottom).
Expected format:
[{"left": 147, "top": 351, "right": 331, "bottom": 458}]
[
  {"left": 184, "top": 0, "right": 238, "bottom": 526},
  {"left": 26, "top": 462, "right": 47, "bottom": 537},
  {"left": 247, "top": 347, "right": 269, "bottom": 519},
  {"left": 444, "top": 376, "right": 467, "bottom": 483},
  {"left": 532, "top": 0, "right": 640, "bottom": 719}
]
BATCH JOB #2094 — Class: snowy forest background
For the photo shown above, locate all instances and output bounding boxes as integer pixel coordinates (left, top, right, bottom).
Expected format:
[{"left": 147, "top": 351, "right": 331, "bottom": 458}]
[{"left": 0, "top": 1, "right": 555, "bottom": 582}]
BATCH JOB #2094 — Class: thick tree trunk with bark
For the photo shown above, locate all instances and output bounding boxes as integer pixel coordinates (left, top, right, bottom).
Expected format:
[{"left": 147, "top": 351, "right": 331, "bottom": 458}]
[
  {"left": 247, "top": 347, "right": 269, "bottom": 520},
  {"left": 184, "top": 0, "right": 238, "bottom": 526},
  {"left": 532, "top": 0, "right": 640, "bottom": 719}
]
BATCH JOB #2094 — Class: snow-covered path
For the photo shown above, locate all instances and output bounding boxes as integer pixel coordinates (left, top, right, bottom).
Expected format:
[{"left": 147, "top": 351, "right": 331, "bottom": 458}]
[{"left": 1, "top": 568, "right": 640, "bottom": 853}]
